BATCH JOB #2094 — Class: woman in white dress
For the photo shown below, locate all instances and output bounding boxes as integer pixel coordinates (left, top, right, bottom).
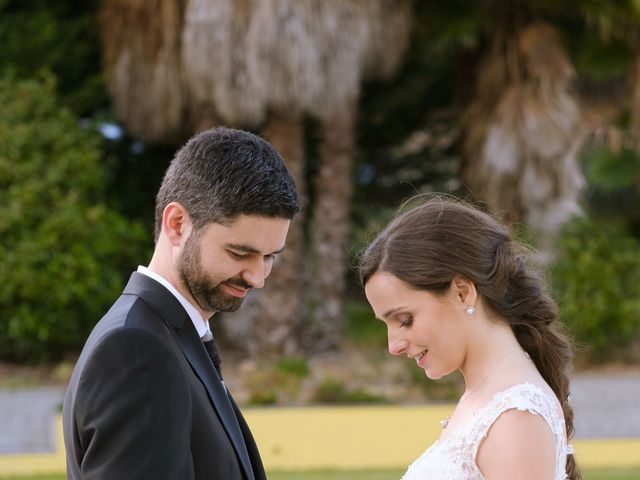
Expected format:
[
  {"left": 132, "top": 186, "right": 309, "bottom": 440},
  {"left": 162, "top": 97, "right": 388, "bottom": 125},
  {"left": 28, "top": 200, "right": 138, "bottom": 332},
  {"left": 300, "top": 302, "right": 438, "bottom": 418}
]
[{"left": 359, "top": 197, "right": 579, "bottom": 480}]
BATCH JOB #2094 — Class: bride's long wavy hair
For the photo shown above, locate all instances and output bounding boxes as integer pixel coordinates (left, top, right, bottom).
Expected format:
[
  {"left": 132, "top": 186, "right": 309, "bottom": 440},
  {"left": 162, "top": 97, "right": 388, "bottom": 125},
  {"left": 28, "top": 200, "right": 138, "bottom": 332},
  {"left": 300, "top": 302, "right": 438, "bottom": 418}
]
[{"left": 359, "top": 197, "right": 580, "bottom": 480}]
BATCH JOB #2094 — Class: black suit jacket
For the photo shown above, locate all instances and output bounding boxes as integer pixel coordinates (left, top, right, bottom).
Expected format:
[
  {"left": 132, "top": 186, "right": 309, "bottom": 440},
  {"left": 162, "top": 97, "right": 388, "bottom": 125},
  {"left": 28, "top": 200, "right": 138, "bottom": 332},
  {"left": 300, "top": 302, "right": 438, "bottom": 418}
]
[{"left": 63, "top": 272, "right": 266, "bottom": 480}]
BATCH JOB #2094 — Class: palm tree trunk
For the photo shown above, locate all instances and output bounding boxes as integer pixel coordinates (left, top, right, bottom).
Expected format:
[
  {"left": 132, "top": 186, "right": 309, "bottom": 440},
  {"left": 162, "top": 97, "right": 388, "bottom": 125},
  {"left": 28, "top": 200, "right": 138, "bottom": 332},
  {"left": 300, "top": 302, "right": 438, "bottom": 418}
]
[
  {"left": 256, "top": 113, "right": 308, "bottom": 356},
  {"left": 219, "top": 113, "right": 307, "bottom": 357},
  {"left": 309, "top": 100, "right": 357, "bottom": 351},
  {"left": 627, "top": 49, "right": 640, "bottom": 223},
  {"left": 215, "top": 113, "right": 309, "bottom": 359},
  {"left": 630, "top": 50, "right": 640, "bottom": 138}
]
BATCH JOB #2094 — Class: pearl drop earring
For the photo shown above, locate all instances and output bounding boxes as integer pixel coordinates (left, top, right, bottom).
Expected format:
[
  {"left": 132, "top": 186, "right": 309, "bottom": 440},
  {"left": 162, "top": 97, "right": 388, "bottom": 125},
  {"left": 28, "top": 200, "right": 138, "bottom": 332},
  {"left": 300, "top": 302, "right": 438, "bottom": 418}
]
[{"left": 466, "top": 306, "right": 476, "bottom": 315}]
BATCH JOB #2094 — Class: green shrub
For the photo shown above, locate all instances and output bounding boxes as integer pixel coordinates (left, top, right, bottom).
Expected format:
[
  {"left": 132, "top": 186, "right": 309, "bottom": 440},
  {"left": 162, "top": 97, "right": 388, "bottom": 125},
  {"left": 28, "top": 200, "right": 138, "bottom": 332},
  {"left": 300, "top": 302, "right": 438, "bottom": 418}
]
[
  {"left": 311, "top": 378, "right": 387, "bottom": 404},
  {"left": 406, "top": 363, "right": 462, "bottom": 402},
  {"left": 274, "top": 356, "right": 309, "bottom": 378},
  {"left": 344, "top": 300, "right": 387, "bottom": 347},
  {"left": 341, "top": 387, "right": 388, "bottom": 404},
  {"left": 247, "top": 388, "right": 278, "bottom": 406},
  {"left": 0, "top": 72, "right": 148, "bottom": 361},
  {"left": 245, "top": 358, "right": 309, "bottom": 405},
  {"left": 552, "top": 217, "right": 640, "bottom": 359},
  {"left": 311, "top": 379, "right": 349, "bottom": 403}
]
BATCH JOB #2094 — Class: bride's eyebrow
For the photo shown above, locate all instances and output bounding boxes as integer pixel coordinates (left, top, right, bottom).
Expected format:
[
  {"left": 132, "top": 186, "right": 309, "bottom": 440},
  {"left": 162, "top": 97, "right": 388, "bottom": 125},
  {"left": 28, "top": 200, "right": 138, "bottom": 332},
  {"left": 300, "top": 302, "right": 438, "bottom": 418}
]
[{"left": 378, "top": 306, "right": 409, "bottom": 321}]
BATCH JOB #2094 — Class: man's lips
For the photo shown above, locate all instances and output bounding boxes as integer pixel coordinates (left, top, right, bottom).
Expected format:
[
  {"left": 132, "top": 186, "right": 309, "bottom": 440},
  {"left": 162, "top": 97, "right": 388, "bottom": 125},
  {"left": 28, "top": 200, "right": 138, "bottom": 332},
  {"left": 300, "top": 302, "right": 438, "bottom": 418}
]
[{"left": 223, "top": 282, "right": 249, "bottom": 297}]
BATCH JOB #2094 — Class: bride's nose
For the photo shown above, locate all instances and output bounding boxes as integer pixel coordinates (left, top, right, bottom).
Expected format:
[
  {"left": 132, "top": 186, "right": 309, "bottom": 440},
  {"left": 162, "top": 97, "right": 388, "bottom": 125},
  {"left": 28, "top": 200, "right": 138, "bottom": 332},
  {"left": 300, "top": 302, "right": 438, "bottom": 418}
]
[{"left": 388, "top": 331, "right": 408, "bottom": 356}]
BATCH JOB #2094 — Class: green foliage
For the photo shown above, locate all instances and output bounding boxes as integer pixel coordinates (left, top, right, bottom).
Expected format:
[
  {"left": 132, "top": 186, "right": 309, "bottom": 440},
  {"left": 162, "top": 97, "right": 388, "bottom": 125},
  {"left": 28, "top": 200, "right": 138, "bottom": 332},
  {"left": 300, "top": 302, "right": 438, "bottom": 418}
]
[
  {"left": 552, "top": 218, "right": 640, "bottom": 359},
  {"left": 579, "top": 131, "right": 640, "bottom": 238},
  {"left": 0, "top": 477, "right": 67, "bottom": 480},
  {"left": 2, "top": 469, "right": 640, "bottom": 480},
  {"left": 0, "top": 72, "right": 148, "bottom": 361},
  {"left": 275, "top": 356, "right": 310, "bottom": 378},
  {"left": 0, "top": 0, "right": 106, "bottom": 115},
  {"left": 268, "top": 471, "right": 406, "bottom": 480},
  {"left": 571, "top": 33, "right": 632, "bottom": 80},
  {"left": 344, "top": 300, "right": 387, "bottom": 348},
  {"left": 311, "top": 378, "right": 387, "bottom": 405},
  {"left": 583, "top": 141, "right": 640, "bottom": 192},
  {"left": 406, "top": 364, "right": 462, "bottom": 402},
  {"left": 247, "top": 388, "right": 278, "bottom": 406},
  {"left": 246, "top": 358, "right": 310, "bottom": 406},
  {"left": 587, "top": 146, "right": 639, "bottom": 191},
  {"left": 269, "top": 471, "right": 640, "bottom": 480}
]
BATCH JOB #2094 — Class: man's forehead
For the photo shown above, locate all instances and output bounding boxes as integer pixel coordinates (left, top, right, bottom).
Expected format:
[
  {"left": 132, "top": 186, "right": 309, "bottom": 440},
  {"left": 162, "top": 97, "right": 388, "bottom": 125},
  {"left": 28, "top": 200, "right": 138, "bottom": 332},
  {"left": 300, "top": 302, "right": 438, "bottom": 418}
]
[{"left": 202, "top": 215, "right": 290, "bottom": 251}]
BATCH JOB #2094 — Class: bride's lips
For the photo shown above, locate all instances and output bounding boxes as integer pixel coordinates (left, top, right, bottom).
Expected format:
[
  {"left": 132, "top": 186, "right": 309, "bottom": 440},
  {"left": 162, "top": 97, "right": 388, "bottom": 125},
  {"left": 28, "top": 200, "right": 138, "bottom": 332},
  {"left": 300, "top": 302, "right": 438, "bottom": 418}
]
[
  {"left": 416, "top": 350, "right": 428, "bottom": 367},
  {"left": 223, "top": 282, "right": 249, "bottom": 297}
]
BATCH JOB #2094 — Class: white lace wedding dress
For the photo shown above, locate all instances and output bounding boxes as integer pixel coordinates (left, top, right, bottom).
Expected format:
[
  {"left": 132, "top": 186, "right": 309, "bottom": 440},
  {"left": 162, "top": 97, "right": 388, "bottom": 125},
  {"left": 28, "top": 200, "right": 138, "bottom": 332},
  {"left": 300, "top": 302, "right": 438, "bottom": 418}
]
[{"left": 401, "top": 383, "right": 572, "bottom": 480}]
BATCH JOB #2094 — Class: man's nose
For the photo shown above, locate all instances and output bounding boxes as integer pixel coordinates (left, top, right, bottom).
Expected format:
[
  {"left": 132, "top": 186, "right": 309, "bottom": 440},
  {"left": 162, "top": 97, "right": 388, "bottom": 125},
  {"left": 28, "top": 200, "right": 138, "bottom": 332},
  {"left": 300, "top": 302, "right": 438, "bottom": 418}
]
[{"left": 242, "top": 258, "right": 266, "bottom": 289}]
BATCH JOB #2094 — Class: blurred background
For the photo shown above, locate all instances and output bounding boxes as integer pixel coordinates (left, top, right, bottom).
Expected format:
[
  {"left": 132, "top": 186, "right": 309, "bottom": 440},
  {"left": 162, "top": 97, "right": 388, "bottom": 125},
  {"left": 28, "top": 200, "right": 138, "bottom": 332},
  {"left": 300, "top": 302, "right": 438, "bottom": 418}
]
[{"left": 1, "top": 0, "right": 640, "bottom": 477}]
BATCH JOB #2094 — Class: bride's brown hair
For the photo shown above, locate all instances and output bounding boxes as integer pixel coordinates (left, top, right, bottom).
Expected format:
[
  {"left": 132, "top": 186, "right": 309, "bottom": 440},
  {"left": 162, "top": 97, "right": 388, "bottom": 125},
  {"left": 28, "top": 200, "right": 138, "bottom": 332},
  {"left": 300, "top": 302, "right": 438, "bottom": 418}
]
[{"left": 359, "top": 197, "right": 580, "bottom": 480}]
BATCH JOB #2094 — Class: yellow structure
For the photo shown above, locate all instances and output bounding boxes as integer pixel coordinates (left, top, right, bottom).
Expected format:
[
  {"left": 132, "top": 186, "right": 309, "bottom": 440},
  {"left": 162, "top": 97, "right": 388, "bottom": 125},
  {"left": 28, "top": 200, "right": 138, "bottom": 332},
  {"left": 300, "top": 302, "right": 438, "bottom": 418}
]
[
  {"left": 0, "top": 415, "right": 66, "bottom": 476},
  {"left": 0, "top": 406, "right": 639, "bottom": 476},
  {"left": 248, "top": 405, "right": 640, "bottom": 471}
]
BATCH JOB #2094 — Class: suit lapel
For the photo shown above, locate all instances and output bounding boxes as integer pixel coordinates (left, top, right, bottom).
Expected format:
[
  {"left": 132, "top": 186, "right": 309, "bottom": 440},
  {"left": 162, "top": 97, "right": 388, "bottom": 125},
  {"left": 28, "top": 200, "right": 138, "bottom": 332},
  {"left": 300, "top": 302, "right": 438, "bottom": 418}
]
[
  {"left": 230, "top": 395, "right": 267, "bottom": 480},
  {"left": 123, "top": 272, "right": 256, "bottom": 480},
  {"left": 173, "top": 325, "right": 255, "bottom": 480}
]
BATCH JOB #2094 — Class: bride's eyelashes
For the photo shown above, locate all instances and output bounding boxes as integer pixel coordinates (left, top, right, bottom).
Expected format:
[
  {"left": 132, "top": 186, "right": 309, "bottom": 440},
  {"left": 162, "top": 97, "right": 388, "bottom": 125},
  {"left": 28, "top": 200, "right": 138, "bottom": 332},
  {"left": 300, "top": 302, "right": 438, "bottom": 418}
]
[{"left": 398, "top": 314, "right": 413, "bottom": 328}]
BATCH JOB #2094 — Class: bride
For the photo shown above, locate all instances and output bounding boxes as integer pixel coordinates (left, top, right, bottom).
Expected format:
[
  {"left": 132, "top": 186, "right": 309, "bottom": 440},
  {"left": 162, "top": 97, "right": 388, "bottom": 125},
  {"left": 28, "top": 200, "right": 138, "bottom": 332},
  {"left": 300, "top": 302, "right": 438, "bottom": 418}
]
[{"left": 359, "top": 197, "right": 579, "bottom": 480}]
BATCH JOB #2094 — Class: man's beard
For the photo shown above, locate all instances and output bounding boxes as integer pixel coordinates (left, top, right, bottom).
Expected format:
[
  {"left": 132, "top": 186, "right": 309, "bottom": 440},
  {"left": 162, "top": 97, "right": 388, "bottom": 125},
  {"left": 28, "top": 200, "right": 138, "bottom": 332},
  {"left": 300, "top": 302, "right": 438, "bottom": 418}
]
[{"left": 178, "top": 232, "right": 250, "bottom": 313}]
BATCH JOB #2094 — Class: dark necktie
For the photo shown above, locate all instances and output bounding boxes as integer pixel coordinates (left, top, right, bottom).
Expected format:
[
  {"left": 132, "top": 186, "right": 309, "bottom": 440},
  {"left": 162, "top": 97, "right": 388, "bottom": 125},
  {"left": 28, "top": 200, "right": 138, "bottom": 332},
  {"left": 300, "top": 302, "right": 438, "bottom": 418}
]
[
  {"left": 201, "top": 331, "right": 253, "bottom": 478},
  {"left": 202, "top": 330, "right": 223, "bottom": 380}
]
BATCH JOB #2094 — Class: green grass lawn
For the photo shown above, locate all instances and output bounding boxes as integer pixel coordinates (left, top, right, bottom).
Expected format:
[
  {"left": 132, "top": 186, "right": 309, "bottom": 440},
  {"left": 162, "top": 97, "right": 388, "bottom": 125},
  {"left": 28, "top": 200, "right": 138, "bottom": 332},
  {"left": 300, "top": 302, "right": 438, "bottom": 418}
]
[
  {"left": 269, "top": 470, "right": 640, "bottom": 480},
  {"left": 2, "top": 469, "right": 639, "bottom": 480},
  {"left": 581, "top": 471, "right": 640, "bottom": 480}
]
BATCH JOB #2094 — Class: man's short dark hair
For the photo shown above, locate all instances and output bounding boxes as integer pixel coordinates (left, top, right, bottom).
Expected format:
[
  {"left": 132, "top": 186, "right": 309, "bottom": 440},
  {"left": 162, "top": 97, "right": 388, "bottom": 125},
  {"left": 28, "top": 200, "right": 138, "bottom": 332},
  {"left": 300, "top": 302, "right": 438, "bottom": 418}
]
[{"left": 154, "top": 127, "right": 300, "bottom": 241}]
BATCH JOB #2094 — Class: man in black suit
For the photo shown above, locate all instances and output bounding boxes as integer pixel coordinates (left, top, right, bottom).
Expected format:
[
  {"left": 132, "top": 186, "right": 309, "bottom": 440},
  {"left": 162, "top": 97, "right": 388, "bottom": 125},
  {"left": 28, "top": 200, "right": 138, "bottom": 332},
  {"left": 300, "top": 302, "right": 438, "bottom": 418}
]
[{"left": 63, "top": 127, "right": 300, "bottom": 479}]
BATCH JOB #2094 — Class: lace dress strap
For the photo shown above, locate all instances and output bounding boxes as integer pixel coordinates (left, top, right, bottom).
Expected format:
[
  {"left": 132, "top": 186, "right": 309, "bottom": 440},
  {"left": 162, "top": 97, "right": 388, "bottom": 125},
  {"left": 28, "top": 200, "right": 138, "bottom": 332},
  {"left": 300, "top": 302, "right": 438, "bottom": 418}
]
[
  {"left": 399, "top": 383, "right": 570, "bottom": 480},
  {"left": 468, "top": 383, "right": 569, "bottom": 479}
]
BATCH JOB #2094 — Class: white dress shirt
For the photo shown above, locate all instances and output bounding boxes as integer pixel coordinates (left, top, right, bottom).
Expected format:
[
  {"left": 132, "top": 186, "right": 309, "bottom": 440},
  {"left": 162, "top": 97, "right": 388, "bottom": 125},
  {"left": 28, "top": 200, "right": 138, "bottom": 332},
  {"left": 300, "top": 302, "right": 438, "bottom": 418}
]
[{"left": 137, "top": 266, "right": 211, "bottom": 339}]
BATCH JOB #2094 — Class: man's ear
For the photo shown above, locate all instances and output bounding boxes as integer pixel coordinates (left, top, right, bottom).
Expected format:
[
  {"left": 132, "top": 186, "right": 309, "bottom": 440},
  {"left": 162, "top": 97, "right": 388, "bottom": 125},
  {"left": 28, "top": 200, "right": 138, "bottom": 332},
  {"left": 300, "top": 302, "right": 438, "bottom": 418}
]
[
  {"left": 451, "top": 275, "right": 477, "bottom": 308},
  {"left": 162, "top": 202, "right": 192, "bottom": 247}
]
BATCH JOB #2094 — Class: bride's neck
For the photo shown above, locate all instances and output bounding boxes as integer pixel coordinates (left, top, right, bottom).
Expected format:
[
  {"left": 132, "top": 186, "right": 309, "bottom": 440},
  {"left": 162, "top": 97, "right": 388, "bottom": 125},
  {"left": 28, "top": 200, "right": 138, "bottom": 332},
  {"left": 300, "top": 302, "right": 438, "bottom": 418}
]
[{"left": 460, "top": 320, "right": 524, "bottom": 392}]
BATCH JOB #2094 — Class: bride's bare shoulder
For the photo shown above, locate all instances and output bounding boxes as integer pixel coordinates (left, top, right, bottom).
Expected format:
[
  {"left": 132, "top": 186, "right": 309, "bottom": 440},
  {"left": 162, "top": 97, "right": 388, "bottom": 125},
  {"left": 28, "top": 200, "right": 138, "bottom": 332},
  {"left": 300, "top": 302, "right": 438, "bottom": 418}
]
[{"left": 476, "top": 408, "right": 556, "bottom": 480}]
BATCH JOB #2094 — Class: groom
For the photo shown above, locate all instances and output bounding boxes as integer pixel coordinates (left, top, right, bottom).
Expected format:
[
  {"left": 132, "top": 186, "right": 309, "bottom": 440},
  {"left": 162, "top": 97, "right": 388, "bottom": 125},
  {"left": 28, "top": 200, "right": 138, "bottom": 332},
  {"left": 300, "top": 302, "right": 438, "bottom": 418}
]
[{"left": 63, "top": 127, "right": 299, "bottom": 479}]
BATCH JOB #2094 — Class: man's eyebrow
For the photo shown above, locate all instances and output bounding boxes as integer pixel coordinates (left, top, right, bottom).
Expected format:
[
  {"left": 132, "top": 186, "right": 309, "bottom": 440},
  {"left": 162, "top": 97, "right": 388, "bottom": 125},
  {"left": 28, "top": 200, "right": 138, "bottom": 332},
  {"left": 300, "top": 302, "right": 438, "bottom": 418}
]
[{"left": 226, "top": 243, "right": 286, "bottom": 255}]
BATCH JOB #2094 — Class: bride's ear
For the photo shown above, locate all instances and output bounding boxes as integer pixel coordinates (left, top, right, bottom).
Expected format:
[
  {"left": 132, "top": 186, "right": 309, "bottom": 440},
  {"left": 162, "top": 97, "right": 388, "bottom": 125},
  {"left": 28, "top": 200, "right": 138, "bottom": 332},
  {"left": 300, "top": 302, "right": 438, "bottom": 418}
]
[{"left": 451, "top": 276, "right": 477, "bottom": 308}]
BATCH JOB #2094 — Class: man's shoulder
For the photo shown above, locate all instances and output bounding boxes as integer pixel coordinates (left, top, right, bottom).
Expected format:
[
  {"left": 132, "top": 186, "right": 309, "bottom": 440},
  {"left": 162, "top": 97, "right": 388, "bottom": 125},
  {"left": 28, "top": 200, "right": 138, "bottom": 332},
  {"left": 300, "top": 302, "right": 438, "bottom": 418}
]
[
  {"left": 91, "top": 293, "right": 170, "bottom": 347},
  {"left": 72, "top": 291, "right": 172, "bottom": 371},
  {"left": 64, "top": 293, "right": 179, "bottom": 411}
]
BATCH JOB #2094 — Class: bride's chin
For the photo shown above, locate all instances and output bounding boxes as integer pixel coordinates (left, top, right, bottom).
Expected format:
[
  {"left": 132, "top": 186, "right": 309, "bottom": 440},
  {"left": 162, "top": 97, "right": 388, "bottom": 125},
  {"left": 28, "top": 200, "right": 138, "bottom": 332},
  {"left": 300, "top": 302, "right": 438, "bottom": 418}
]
[
  {"left": 424, "top": 367, "right": 449, "bottom": 381},
  {"left": 424, "top": 369, "right": 439, "bottom": 380}
]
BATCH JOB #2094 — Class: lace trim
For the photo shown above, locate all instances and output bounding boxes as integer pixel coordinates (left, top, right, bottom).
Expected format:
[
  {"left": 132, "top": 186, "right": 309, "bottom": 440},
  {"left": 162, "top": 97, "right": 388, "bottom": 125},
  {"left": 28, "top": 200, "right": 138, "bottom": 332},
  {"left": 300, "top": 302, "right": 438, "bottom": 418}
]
[
  {"left": 400, "top": 383, "right": 569, "bottom": 480},
  {"left": 476, "top": 384, "right": 568, "bottom": 477}
]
